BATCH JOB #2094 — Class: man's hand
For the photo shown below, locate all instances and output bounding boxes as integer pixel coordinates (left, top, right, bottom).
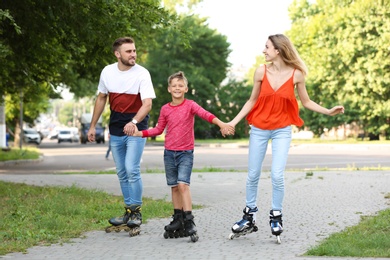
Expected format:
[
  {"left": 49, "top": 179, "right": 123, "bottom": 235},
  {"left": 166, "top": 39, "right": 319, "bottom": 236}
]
[{"left": 87, "top": 127, "right": 96, "bottom": 142}]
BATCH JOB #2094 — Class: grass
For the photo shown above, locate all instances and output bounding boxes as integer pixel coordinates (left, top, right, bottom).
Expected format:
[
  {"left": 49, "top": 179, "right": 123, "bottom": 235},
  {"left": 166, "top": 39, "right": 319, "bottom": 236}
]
[
  {"left": 305, "top": 206, "right": 390, "bottom": 257},
  {"left": 0, "top": 147, "right": 40, "bottom": 162},
  {"left": 0, "top": 181, "right": 176, "bottom": 256}
]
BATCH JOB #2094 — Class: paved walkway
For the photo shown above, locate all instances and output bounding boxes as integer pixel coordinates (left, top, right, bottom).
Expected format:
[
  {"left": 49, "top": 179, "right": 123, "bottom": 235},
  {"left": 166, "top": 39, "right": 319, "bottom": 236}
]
[{"left": 0, "top": 170, "right": 389, "bottom": 260}]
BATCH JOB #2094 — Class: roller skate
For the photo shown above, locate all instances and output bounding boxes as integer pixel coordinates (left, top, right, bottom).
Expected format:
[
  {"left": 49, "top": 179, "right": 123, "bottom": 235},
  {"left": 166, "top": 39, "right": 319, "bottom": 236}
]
[
  {"left": 126, "top": 204, "right": 142, "bottom": 237},
  {"left": 163, "top": 209, "right": 185, "bottom": 239},
  {"left": 228, "top": 206, "right": 258, "bottom": 240},
  {"left": 269, "top": 209, "right": 283, "bottom": 244},
  {"left": 184, "top": 211, "right": 199, "bottom": 242},
  {"left": 105, "top": 205, "right": 132, "bottom": 233}
]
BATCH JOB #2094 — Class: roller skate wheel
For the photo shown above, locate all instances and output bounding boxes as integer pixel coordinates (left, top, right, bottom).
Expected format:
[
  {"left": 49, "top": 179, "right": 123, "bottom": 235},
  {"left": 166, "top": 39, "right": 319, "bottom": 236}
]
[
  {"left": 105, "top": 226, "right": 112, "bottom": 233},
  {"left": 129, "top": 227, "right": 141, "bottom": 237},
  {"left": 228, "top": 233, "right": 235, "bottom": 240},
  {"left": 163, "top": 231, "right": 169, "bottom": 239},
  {"left": 276, "top": 235, "right": 281, "bottom": 244},
  {"left": 190, "top": 233, "right": 199, "bottom": 242}
]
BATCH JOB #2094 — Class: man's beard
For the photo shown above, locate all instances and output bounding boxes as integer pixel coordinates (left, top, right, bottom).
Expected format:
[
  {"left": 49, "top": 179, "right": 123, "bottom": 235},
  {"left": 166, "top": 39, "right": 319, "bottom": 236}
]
[{"left": 120, "top": 57, "right": 135, "bottom": 67}]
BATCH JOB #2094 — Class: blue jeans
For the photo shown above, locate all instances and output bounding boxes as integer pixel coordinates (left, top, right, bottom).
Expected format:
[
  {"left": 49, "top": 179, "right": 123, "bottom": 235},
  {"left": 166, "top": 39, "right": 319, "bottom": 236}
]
[
  {"left": 164, "top": 150, "right": 194, "bottom": 186},
  {"left": 246, "top": 125, "right": 292, "bottom": 211},
  {"left": 110, "top": 135, "right": 146, "bottom": 206}
]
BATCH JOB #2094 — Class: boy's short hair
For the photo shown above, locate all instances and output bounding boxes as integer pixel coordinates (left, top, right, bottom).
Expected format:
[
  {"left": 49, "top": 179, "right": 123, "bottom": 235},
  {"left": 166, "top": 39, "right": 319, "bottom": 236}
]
[
  {"left": 168, "top": 71, "right": 188, "bottom": 86},
  {"left": 112, "top": 37, "right": 135, "bottom": 52}
]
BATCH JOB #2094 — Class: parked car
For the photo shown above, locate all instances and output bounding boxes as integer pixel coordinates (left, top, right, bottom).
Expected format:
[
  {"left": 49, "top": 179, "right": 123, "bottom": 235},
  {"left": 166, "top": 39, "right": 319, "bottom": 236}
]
[
  {"left": 71, "top": 132, "right": 80, "bottom": 142},
  {"left": 79, "top": 114, "right": 105, "bottom": 144},
  {"left": 23, "top": 128, "right": 41, "bottom": 145},
  {"left": 79, "top": 124, "right": 105, "bottom": 144},
  {"left": 48, "top": 129, "right": 59, "bottom": 139},
  {"left": 58, "top": 130, "right": 74, "bottom": 143}
]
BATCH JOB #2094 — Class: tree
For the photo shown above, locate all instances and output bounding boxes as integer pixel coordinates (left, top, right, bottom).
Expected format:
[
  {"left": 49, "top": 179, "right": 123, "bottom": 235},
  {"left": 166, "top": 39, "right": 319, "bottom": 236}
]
[
  {"left": 218, "top": 79, "right": 252, "bottom": 138},
  {"left": 1, "top": 0, "right": 177, "bottom": 146},
  {"left": 146, "top": 14, "right": 231, "bottom": 138},
  {"left": 287, "top": 0, "right": 390, "bottom": 138},
  {"left": 1, "top": 0, "right": 176, "bottom": 96}
]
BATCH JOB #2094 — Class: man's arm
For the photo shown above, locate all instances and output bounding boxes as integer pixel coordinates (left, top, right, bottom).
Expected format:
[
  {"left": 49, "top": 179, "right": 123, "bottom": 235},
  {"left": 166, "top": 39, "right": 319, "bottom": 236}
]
[{"left": 87, "top": 93, "right": 108, "bottom": 142}]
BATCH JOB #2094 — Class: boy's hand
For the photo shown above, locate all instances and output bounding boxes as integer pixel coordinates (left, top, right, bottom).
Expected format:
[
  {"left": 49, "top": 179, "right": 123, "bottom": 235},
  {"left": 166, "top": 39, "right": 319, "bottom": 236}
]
[{"left": 132, "top": 130, "right": 143, "bottom": 137}]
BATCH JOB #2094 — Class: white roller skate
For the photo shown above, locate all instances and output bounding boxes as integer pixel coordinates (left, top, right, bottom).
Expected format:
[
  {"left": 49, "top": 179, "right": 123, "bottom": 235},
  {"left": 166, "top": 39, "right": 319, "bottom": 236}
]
[
  {"left": 229, "top": 206, "right": 258, "bottom": 240},
  {"left": 269, "top": 209, "right": 283, "bottom": 244}
]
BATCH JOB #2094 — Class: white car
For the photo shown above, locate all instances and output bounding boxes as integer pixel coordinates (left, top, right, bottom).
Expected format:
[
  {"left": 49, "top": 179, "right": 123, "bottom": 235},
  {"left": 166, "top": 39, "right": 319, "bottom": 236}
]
[
  {"left": 58, "top": 130, "right": 73, "bottom": 143},
  {"left": 23, "top": 128, "right": 41, "bottom": 145}
]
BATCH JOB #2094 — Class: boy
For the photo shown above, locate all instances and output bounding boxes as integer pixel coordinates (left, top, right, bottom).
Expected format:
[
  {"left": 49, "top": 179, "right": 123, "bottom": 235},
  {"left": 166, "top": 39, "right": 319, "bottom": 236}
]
[{"left": 134, "top": 71, "right": 233, "bottom": 242}]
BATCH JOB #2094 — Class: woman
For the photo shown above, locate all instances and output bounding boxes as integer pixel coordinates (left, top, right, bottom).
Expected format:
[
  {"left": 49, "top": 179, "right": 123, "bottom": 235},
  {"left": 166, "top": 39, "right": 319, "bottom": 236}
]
[{"left": 226, "top": 34, "right": 344, "bottom": 242}]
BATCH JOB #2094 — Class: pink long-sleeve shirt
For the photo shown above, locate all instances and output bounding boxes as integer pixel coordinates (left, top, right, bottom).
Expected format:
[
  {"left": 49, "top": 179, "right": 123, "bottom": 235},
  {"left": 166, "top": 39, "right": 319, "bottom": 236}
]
[{"left": 142, "top": 99, "right": 216, "bottom": 150}]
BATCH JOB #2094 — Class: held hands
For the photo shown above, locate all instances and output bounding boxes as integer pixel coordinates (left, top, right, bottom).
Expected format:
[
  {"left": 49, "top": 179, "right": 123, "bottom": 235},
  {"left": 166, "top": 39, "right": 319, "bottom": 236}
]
[
  {"left": 132, "top": 130, "right": 143, "bottom": 137},
  {"left": 123, "top": 122, "right": 138, "bottom": 136},
  {"left": 220, "top": 123, "right": 235, "bottom": 137},
  {"left": 328, "top": 106, "right": 345, "bottom": 116}
]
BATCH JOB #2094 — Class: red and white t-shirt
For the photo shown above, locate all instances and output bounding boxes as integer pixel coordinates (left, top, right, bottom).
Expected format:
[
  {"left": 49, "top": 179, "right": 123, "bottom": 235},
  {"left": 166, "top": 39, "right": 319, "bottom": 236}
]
[{"left": 98, "top": 63, "right": 156, "bottom": 135}]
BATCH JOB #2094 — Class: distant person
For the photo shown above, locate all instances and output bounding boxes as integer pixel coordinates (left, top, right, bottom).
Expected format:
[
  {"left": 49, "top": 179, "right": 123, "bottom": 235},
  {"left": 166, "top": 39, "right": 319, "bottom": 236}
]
[
  {"left": 5, "top": 126, "right": 11, "bottom": 148},
  {"left": 133, "top": 71, "right": 233, "bottom": 242},
  {"left": 87, "top": 36, "right": 156, "bottom": 236},
  {"left": 225, "top": 34, "right": 344, "bottom": 243},
  {"left": 105, "top": 132, "right": 111, "bottom": 159}
]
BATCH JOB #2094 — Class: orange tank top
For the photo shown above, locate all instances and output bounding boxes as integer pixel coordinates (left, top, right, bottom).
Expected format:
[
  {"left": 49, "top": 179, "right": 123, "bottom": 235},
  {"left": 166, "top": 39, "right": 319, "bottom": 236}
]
[{"left": 246, "top": 65, "right": 304, "bottom": 130}]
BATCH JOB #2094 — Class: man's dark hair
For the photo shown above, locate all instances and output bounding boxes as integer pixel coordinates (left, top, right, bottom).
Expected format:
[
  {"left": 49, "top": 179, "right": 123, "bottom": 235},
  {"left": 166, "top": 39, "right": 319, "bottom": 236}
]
[{"left": 112, "top": 37, "right": 135, "bottom": 52}]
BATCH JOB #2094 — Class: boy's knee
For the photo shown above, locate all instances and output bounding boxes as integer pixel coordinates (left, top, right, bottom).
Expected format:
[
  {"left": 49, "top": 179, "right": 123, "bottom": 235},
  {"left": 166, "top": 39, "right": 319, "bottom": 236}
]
[{"left": 177, "top": 183, "right": 189, "bottom": 193}]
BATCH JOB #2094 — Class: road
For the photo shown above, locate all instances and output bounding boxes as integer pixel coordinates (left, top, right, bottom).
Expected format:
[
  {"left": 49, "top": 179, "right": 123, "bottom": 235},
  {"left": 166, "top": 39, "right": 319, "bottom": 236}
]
[{"left": 1, "top": 139, "right": 389, "bottom": 174}]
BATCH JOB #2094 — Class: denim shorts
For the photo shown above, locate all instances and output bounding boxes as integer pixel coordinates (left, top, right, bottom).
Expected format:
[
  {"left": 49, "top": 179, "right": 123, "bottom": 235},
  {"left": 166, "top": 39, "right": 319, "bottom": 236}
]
[{"left": 164, "top": 149, "right": 194, "bottom": 186}]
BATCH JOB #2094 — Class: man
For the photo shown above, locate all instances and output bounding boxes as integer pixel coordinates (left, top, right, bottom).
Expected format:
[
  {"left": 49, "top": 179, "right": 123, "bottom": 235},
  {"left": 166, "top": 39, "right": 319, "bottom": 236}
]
[{"left": 88, "top": 37, "right": 155, "bottom": 236}]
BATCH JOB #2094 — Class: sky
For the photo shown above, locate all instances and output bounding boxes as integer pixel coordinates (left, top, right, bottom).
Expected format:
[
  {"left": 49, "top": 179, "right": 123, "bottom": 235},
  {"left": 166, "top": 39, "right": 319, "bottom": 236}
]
[{"left": 193, "top": 0, "right": 295, "bottom": 77}]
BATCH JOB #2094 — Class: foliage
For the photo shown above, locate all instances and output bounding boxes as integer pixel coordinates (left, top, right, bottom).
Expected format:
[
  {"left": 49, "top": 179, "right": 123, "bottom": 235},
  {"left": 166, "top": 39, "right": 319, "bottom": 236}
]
[
  {"left": 218, "top": 79, "right": 252, "bottom": 138},
  {"left": 1, "top": 0, "right": 177, "bottom": 137},
  {"left": 57, "top": 102, "right": 76, "bottom": 126},
  {"left": 1, "top": 0, "right": 176, "bottom": 97},
  {"left": 287, "top": 0, "right": 390, "bottom": 138},
  {"left": 163, "top": 0, "right": 203, "bottom": 11},
  {"left": 4, "top": 84, "right": 57, "bottom": 125},
  {"left": 245, "top": 55, "right": 266, "bottom": 86},
  {"left": 145, "top": 14, "right": 231, "bottom": 138}
]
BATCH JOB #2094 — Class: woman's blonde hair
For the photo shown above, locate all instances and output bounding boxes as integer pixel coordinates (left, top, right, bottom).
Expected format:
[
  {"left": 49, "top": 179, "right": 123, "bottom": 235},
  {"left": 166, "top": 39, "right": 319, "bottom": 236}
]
[{"left": 268, "top": 34, "right": 308, "bottom": 76}]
